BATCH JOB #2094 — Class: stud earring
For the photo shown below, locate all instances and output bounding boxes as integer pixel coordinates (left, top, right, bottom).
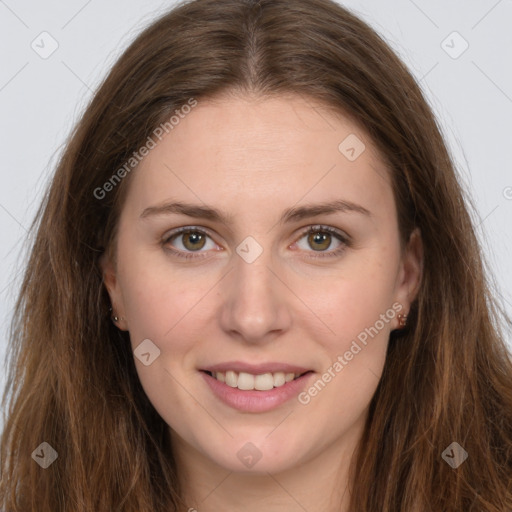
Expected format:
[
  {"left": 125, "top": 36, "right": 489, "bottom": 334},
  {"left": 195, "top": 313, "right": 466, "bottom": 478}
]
[
  {"left": 398, "top": 313, "right": 408, "bottom": 328},
  {"left": 109, "top": 306, "right": 121, "bottom": 324}
]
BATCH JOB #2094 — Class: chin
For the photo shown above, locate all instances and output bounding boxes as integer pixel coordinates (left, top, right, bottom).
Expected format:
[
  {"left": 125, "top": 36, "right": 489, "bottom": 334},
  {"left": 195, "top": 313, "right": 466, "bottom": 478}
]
[{"left": 199, "top": 433, "right": 308, "bottom": 475}]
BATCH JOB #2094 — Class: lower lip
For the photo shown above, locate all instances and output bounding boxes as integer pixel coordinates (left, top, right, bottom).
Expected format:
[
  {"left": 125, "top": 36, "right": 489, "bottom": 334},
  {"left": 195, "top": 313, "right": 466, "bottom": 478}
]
[{"left": 201, "top": 371, "right": 314, "bottom": 413}]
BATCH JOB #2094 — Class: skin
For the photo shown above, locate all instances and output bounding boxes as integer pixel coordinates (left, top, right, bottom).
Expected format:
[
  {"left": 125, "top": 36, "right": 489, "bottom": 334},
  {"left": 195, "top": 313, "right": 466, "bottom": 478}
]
[{"left": 101, "top": 93, "right": 423, "bottom": 512}]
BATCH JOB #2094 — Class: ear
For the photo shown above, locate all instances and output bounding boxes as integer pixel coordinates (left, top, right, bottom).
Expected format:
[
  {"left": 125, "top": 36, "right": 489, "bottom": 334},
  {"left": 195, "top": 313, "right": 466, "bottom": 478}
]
[
  {"left": 99, "top": 250, "right": 129, "bottom": 331},
  {"left": 393, "top": 227, "right": 423, "bottom": 326}
]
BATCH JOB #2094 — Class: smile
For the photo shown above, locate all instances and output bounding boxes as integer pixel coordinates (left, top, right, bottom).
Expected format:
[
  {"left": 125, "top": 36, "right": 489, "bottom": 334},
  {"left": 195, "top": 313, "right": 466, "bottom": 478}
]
[
  {"left": 200, "top": 367, "right": 315, "bottom": 413},
  {"left": 204, "top": 370, "right": 308, "bottom": 390}
]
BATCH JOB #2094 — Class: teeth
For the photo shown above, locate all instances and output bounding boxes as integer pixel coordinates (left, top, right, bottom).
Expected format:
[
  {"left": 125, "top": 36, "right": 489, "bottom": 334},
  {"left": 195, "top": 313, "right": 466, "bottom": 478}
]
[
  {"left": 254, "top": 373, "right": 274, "bottom": 391},
  {"left": 274, "top": 372, "right": 286, "bottom": 387},
  {"left": 237, "top": 372, "right": 255, "bottom": 390},
  {"left": 209, "top": 370, "right": 305, "bottom": 390},
  {"left": 225, "top": 370, "right": 237, "bottom": 388}
]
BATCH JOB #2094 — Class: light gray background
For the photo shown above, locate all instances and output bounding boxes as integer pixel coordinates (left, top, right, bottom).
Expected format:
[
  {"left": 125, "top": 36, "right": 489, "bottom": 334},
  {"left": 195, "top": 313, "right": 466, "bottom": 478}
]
[{"left": 1, "top": 0, "right": 511, "bottom": 430}]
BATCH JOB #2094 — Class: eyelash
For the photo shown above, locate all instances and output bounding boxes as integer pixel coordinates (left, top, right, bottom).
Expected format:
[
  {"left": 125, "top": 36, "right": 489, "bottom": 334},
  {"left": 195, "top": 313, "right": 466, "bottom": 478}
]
[{"left": 162, "top": 225, "right": 350, "bottom": 260}]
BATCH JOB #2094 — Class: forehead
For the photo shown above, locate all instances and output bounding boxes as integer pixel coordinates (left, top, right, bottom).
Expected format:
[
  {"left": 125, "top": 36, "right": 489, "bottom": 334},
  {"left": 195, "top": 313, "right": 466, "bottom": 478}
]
[{"left": 124, "top": 94, "right": 394, "bottom": 226}]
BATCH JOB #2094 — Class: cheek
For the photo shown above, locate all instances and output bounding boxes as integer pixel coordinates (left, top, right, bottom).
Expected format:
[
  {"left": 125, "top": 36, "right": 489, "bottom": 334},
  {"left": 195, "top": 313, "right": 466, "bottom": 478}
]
[
  {"left": 116, "top": 258, "right": 205, "bottom": 421},
  {"left": 307, "top": 252, "right": 399, "bottom": 382},
  {"left": 300, "top": 284, "right": 394, "bottom": 422},
  {"left": 117, "top": 246, "right": 205, "bottom": 340},
  {"left": 319, "top": 269, "right": 398, "bottom": 343}
]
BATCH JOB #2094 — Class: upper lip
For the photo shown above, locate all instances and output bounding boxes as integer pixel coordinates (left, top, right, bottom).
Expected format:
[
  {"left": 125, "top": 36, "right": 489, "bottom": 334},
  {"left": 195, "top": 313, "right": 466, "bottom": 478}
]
[{"left": 201, "top": 361, "right": 312, "bottom": 375}]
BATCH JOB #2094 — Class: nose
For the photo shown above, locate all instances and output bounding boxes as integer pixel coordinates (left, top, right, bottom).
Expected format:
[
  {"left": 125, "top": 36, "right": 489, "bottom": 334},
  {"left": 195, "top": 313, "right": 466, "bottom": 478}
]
[{"left": 218, "top": 245, "right": 292, "bottom": 345}]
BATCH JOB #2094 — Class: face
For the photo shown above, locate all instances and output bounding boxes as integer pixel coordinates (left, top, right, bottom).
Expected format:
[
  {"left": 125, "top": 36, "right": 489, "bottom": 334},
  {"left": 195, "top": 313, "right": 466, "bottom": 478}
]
[{"left": 101, "top": 93, "right": 422, "bottom": 476}]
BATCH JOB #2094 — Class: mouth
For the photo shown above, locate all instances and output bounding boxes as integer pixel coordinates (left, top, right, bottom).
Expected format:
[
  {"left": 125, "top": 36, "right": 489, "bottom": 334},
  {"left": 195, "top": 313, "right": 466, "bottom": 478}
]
[
  {"left": 198, "top": 360, "right": 316, "bottom": 412},
  {"left": 201, "top": 369, "right": 313, "bottom": 391},
  {"left": 200, "top": 368, "right": 315, "bottom": 412}
]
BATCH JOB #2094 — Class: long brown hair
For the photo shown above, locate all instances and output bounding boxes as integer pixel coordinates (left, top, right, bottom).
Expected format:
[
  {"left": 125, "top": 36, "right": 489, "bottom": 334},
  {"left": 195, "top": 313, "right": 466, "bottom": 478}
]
[{"left": 1, "top": 0, "right": 511, "bottom": 510}]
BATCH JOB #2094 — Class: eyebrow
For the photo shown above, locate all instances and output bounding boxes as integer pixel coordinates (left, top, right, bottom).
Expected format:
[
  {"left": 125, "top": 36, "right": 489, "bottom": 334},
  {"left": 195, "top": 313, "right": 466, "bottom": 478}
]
[{"left": 140, "top": 199, "right": 372, "bottom": 224}]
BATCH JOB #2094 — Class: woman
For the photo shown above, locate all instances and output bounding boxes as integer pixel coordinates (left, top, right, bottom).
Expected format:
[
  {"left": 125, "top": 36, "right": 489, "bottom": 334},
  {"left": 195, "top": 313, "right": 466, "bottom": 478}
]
[{"left": 1, "top": 0, "right": 511, "bottom": 510}]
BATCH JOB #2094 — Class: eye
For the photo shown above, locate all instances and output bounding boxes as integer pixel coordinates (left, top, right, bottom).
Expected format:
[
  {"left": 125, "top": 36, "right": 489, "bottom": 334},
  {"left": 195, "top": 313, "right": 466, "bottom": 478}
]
[
  {"left": 293, "top": 225, "right": 349, "bottom": 258},
  {"left": 162, "top": 225, "right": 350, "bottom": 260},
  {"left": 162, "top": 227, "right": 219, "bottom": 260}
]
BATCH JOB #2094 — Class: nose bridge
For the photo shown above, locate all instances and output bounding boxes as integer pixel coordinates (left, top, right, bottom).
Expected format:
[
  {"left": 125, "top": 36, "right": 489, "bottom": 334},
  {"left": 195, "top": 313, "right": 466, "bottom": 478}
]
[{"left": 218, "top": 235, "right": 290, "bottom": 342}]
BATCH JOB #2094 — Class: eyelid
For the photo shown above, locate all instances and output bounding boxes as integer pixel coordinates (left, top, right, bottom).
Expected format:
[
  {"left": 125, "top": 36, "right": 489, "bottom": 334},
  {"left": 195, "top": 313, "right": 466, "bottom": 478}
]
[{"left": 300, "top": 224, "right": 350, "bottom": 242}]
